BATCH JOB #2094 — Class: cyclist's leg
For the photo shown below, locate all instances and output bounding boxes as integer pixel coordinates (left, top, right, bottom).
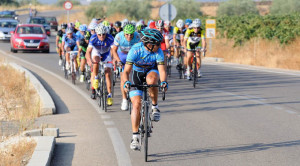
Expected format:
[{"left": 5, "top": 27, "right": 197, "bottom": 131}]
[
  {"left": 91, "top": 55, "right": 100, "bottom": 88},
  {"left": 146, "top": 69, "right": 160, "bottom": 122},
  {"left": 80, "top": 51, "right": 86, "bottom": 73},
  {"left": 119, "top": 52, "right": 129, "bottom": 110}
]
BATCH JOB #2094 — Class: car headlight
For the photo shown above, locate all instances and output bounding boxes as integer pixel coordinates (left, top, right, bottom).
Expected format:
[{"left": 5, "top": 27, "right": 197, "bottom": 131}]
[
  {"left": 41, "top": 38, "right": 48, "bottom": 43},
  {"left": 15, "top": 38, "right": 23, "bottom": 43}
]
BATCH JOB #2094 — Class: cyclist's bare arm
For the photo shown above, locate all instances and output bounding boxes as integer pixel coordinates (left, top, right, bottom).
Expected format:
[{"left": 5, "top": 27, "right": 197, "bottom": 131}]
[
  {"left": 85, "top": 47, "right": 93, "bottom": 66},
  {"left": 123, "top": 64, "right": 133, "bottom": 90},
  {"left": 202, "top": 38, "right": 207, "bottom": 51},
  {"left": 165, "top": 38, "right": 170, "bottom": 50},
  {"left": 111, "top": 46, "right": 121, "bottom": 62},
  {"left": 180, "top": 35, "right": 185, "bottom": 47},
  {"left": 55, "top": 36, "right": 60, "bottom": 48},
  {"left": 158, "top": 64, "right": 167, "bottom": 88}
]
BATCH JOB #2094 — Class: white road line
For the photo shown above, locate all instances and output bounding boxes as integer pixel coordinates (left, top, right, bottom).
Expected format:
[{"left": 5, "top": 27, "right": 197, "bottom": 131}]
[
  {"left": 107, "top": 128, "right": 132, "bottom": 166},
  {"left": 101, "top": 115, "right": 111, "bottom": 119},
  {"left": 104, "top": 121, "right": 115, "bottom": 126},
  {"left": 0, "top": 50, "right": 132, "bottom": 166},
  {"left": 286, "top": 110, "right": 297, "bottom": 114},
  {"left": 206, "top": 62, "right": 300, "bottom": 77}
]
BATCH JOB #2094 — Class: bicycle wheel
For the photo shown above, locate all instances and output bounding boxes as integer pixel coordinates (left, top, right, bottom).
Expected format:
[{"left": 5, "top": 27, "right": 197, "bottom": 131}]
[
  {"left": 193, "top": 56, "right": 197, "bottom": 88},
  {"left": 144, "top": 102, "right": 149, "bottom": 162},
  {"left": 63, "top": 58, "right": 68, "bottom": 79}
]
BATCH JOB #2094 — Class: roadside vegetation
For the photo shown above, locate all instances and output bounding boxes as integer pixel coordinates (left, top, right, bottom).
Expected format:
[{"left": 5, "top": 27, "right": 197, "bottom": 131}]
[{"left": 0, "top": 59, "right": 39, "bottom": 165}]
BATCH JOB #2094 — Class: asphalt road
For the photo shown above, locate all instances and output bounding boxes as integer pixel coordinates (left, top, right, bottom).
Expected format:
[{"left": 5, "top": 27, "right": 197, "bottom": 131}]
[{"left": 1, "top": 11, "right": 300, "bottom": 166}]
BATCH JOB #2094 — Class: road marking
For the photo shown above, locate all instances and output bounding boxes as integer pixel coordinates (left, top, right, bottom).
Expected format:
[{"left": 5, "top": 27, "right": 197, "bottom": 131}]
[
  {"left": 107, "top": 128, "right": 132, "bottom": 166},
  {"left": 104, "top": 121, "right": 115, "bottom": 126},
  {"left": 286, "top": 110, "right": 297, "bottom": 114},
  {"left": 0, "top": 50, "right": 132, "bottom": 166},
  {"left": 206, "top": 62, "right": 300, "bottom": 77},
  {"left": 101, "top": 115, "right": 111, "bottom": 119}
]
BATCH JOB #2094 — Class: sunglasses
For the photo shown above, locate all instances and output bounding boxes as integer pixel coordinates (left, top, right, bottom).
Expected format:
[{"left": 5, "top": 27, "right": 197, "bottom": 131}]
[
  {"left": 125, "top": 34, "right": 134, "bottom": 36},
  {"left": 193, "top": 27, "right": 200, "bottom": 30},
  {"left": 97, "top": 34, "right": 106, "bottom": 36}
]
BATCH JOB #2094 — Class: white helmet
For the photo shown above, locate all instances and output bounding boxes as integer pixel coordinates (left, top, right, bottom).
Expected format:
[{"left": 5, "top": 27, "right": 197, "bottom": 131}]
[
  {"left": 121, "top": 19, "right": 129, "bottom": 28},
  {"left": 191, "top": 19, "right": 201, "bottom": 28},
  {"left": 131, "top": 20, "right": 136, "bottom": 27},
  {"left": 88, "top": 23, "right": 97, "bottom": 30},
  {"left": 66, "top": 27, "right": 73, "bottom": 34},
  {"left": 95, "top": 24, "right": 108, "bottom": 34},
  {"left": 176, "top": 19, "right": 184, "bottom": 28}
]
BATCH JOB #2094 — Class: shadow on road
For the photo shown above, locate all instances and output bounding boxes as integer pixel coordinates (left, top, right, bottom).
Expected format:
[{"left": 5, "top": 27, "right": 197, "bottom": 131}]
[
  {"left": 51, "top": 143, "right": 75, "bottom": 166},
  {"left": 149, "top": 139, "right": 300, "bottom": 162}
]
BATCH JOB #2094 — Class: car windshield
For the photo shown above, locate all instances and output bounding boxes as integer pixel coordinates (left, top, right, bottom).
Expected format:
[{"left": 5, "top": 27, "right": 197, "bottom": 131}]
[
  {"left": 0, "top": 21, "right": 18, "bottom": 28},
  {"left": 17, "top": 26, "right": 44, "bottom": 34},
  {"left": 45, "top": 17, "right": 56, "bottom": 22},
  {"left": 30, "top": 18, "right": 46, "bottom": 24},
  {"left": 0, "top": 11, "right": 14, "bottom": 15}
]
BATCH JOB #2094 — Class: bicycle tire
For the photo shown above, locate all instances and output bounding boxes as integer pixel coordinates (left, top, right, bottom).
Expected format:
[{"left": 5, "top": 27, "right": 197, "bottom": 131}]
[
  {"left": 193, "top": 56, "right": 197, "bottom": 88},
  {"left": 72, "top": 72, "right": 76, "bottom": 84},
  {"left": 144, "top": 102, "right": 149, "bottom": 162}
]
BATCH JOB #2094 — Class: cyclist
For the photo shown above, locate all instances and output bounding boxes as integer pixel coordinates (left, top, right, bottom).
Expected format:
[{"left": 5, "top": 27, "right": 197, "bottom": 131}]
[
  {"left": 88, "top": 23, "right": 97, "bottom": 35},
  {"left": 111, "top": 24, "right": 140, "bottom": 111},
  {"left": 156, "top": 20, "right": 170, "bottom": 55},
  {"left": 77, "top": 24, "right": 91, "bottom": 82},
  {"left": 102, "top": 20, "right": 112, "bottom": 34},
  {"left": 86, "top": 24, "right": 114, "bottom": 106},
  {"left": 61, "top": 28, "right": 80, "bottom": 72},
  {"left": 185, "top": 19, "right": 192, "bottom": 30},
  {"left": 123, "top": 29, "right": 168, "bottom": 150},
  {"left": 111, "top": 21, "right": 122, "bottom": 37},
  {"left": 135, "top": 20, "right": 146, "bottom": 36},
  {"left": 173, "top": 19, "right": 186, "bottom": 68},
  {"left": 74, "top": 21, "right": 81, "bottom": 34},
  {"left": 121, "top": 19, "right": 130, "bottom": 28},
  {"left": 56, "top": 23, "right": 67, "bottom": 66},
  {"left": 183, "top": 19, "right": 206, "bottom": 79}
]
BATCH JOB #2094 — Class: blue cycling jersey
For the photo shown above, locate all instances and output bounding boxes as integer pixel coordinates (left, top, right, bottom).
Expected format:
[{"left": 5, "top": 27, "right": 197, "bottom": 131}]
[
  {"left": 76, "top": 31, "right": 85, "bottom": 40},
  {"left": 63, "top": 35, "right": 78, "bottom": 48},
  {"left": 126, "top": 42, "right": 165, "bottom": 72},
  {"left": 114, "top": 31, "right": 140, "bottom": 53},
  {"left": 88, "top": 34, "right": 114, "bottom": 61}
]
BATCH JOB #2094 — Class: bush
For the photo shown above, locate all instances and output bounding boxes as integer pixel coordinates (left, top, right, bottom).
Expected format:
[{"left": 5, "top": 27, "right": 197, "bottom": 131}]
[
  {"left": 270, "top": 0, "right": 300, "bottom": 14},
  {"left": 171, "top": 0, "right": 202, "bottom": 20},
  {"left": 107, "top": 0, "right": 152, "bottom": 20},
  {"left": 0, "top": 0, "right": 18, "bottom": 6},
  {"left": 85, "top": 2, "right": 106, "bottom": 20},
  {"left": 217, "top": 0, "right": 259, "bottom": 16}
]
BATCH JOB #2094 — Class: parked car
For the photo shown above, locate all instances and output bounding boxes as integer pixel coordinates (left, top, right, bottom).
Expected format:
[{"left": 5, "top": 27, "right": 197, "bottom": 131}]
[
  {"left": 26, "top": 17, "right": 51, "bottom": 36},
  {"left": 45, "top": 16, "right": 58, "bottom": 31},
  {"left": 0, "top": 10, "right": 18, "bottom": 20},
  {"left": 10, "top": 24, "right": 50, "bottom": 53},
  {"left": 0, "top": 18, "right": 18, "bottom": 41}
]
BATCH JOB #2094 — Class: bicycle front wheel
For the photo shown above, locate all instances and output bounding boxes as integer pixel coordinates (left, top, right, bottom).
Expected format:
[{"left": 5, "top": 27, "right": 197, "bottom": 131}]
[
  {"left": 193, "top": 56, "right": 197, "bottom": 88},
  {"left": 144, "top": 103, "right": 149, "bottom": 162}
]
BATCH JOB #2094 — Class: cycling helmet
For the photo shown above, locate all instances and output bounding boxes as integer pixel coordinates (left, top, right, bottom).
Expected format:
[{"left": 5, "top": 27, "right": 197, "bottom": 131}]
[
  {"left": 141, "top": 28, "right": 163, "bottom": 45},
  {"left": 79, "top": 24, "right": 87, "bottom": 31},
  {"left": 185, "top": 19, "right": 192, "bottom": 26},
  {"left": 114, "top": 21, "right": 122, "bottom": 28},
  {"left": 131, "top": 20, "right": 136, "bottom": 27},
  {"left": 60, "top": 23, "right": 67, "bottom": 29},
  {"left": 164, "top": 20, "right": 171, "bottom": 27},
  {"left": 121, "top": 19, "right": 129, "bottom": 28},
  {"left": 88, "top": 23, "right": 97, "bottom": 30},
  {"left": 66, "top": 27, "right": 73, "bottom": 34},
  {"left": 155, "top": 20, "right": 164, "bottom": 28},
  {"left": 84, "top": 31, "right": 91, "bottom": 40},
  {"left": 176, "top": 19, "right": 184, "bottom": 28},
  {"left": 75, "top": 21, "right": 81, "bottom": 29},
  {"left": 95, "top": 24, "right": 108, "bottom": 34},
  {"left": 102, "top": 20, "right": 110, "bottom": 27},
  {"left": 191, "top": 19, "right": 201, "bottom": 28},
  {"left": 139, "top": 19, "right": 145, "bottom": 25},
  {"left": 124, "top": 24, "right": 135, "bottom": 34}
]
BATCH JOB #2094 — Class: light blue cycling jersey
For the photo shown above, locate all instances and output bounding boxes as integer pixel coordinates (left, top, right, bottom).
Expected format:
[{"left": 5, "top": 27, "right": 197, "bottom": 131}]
[
  {"left": 62, "top": 34, "right": 79, "bottom": 49},
  {"left": 88, "top": 34, "right": 114, "bottom": 61},
  {"left": 76, "top": 31, "right": 85, "bottom": 40},
  {"left": 126, "top": 42, "right": 165, "bottom": 72},
  {"left": 114, "top": 31, "right": 140, "bottom": 53}
]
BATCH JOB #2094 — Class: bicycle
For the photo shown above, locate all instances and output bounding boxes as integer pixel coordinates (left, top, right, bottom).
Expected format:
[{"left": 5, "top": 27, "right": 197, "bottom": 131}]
[
  {"left": 67, "top": 51, "right": 78, "bottom": 84},
  {"left": 188, "top": 45, "right": 205, "bottom": 88},
  {"left": 129, "top": 83, "right": 166, "bottom": 162},
  {"left": 84, "top": 64, "right": 91, "bottom": 90},
  {"left": 174, "top": 46, "right": 185, "bottom": 79},
  {"left": 166, "top": 51, "right": 172, "bottom": 77},
  {"left": 95, "top": 61, "right": 108, "bottom": 112}
]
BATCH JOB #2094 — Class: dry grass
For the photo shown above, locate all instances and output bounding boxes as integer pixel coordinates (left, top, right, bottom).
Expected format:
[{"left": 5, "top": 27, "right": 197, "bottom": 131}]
[
  {"left": 0, "top": 61, "right": 40, "bottom": 129},
  {"left": 207, "top": 38, "right": 300, "bottom": 70},
  {"left": 0, "top": 138, "right": 36, "bottom": 166},
  {"left": 57, "top": 9, "right": 88, "bottom": 24}
]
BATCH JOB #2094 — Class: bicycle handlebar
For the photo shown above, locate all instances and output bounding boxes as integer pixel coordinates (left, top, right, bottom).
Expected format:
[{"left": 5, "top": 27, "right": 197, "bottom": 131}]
[{"left": 126, "top": 84, "right": 166, "bottom": 101}]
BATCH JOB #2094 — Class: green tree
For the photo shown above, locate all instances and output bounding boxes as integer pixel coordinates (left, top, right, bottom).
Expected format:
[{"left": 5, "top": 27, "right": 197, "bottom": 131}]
[
  {"left": 85, "top": 2, "right": 106, "bottom": 20},
  {"left": 107, "top": 0, "right": 152, "bottom": 20},
  {"left": 171, "top": 0, "right": 202, "bottom": 20},
  {"left": 0, "top": 0, "right": 18, "bottom": 6},
  {"left": 270, "top": 0, "right": 300, "bottom": 14},
  {"left": 217, "top": 0, "right": 259, "bottom": 16}
]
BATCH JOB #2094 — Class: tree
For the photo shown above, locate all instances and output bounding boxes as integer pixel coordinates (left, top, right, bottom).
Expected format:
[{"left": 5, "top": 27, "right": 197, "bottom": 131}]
[
  {"left": 0, "top": 0, "right": 18, "bottom": 6},
  {"left": 270, "top": 0, "right": 300, "bottom": 14},
  {"left": 171, "top": 0, "right": 202, "bottom": 20},
  {"left": 85, "top": 2, "right": 106, "bottom": 20},
  {"left": 56, "top": 0, "right": 80, "bottom": 6},
  {"left": 217, "top": 0, "right": 259, "bottom": 16}
]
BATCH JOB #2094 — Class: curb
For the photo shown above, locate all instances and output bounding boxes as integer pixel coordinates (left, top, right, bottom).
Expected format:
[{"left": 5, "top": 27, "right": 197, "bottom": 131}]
[
  {"left": 27, "top": 136, "right": 56, "bottom": 166},
  {"left": 9, "top": 63, "right": 56, "bottom": 115}
]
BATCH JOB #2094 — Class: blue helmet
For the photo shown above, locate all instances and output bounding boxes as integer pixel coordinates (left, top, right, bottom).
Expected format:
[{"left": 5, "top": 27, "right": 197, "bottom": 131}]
[
  {"left": 79, "top": 24, "right": 87, "bottom": 31},
  {"left": 185, "top": 19, "right": 192, "bottom": 26},
  {"left": 141, "top": 28, "right": 163, "bottom": 45}
]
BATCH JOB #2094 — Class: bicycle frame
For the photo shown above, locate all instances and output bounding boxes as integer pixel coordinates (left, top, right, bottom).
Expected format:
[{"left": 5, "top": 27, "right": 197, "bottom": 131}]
[{"left": 68, "top": 51, "right": 78, "bottom": 84}]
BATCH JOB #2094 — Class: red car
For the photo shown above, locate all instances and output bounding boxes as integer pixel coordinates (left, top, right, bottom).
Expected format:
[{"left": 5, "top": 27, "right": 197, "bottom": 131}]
[{"left": 10, "top": 24, "right": 49, "bottom": 53}]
